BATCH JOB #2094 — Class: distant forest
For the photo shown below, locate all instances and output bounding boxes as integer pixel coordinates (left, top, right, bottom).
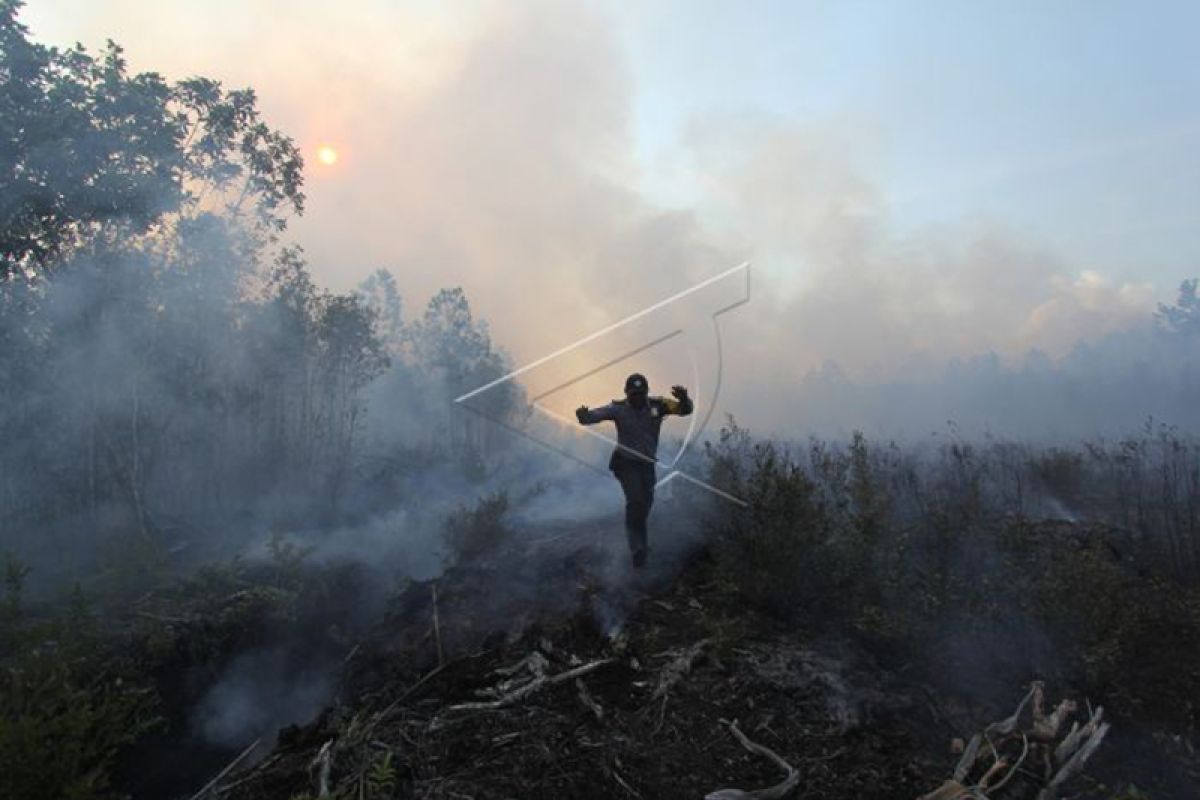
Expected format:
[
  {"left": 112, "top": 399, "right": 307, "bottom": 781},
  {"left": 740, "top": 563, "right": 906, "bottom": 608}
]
[{"left": 0, "top": 2, "right": 520, "bottom": 586}]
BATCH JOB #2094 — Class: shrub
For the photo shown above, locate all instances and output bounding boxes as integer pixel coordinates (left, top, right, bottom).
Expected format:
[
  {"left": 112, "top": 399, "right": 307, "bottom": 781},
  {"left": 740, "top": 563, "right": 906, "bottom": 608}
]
[
  {"left": 442, "top": 491, "right": 510, "bottom": 566},
  {"left": 0, "top": 569, "right": 161, "bottom": 800},
  {"left": 704, "top": 420, "right": 846, "bottom": 620}
]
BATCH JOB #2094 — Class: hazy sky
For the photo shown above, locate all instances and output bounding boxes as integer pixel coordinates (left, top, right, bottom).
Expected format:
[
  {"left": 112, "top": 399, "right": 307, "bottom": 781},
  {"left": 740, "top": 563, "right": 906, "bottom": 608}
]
[
  {"left": 19, "top": 0, "right": 1200, "bottom": 425},
  {"left": 619, "top": 1, "right": 1200, "bottom": 279}
]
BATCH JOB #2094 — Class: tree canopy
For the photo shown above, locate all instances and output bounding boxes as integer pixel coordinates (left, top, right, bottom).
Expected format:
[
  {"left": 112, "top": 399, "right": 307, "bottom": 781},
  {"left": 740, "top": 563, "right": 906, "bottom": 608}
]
[{"left": 0, "top": 0, "right": 303, "bottom": 278}]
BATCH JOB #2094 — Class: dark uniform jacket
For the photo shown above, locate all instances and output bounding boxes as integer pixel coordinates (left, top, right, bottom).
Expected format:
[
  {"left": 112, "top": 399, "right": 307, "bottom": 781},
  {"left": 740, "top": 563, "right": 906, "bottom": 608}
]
[{"left": 579, "top": 395, "right": 694, "bottom": 469}]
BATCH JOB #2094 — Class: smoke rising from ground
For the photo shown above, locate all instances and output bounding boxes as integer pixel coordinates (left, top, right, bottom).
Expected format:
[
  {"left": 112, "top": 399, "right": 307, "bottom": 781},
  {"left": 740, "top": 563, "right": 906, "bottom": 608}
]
[{"left": 194, "top": 647, "right": 333, "bottom": 748}]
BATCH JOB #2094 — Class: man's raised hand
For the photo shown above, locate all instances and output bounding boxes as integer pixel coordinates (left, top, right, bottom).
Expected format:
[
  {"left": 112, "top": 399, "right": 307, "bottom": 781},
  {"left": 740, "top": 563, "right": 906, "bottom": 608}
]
[
  {"left": 575, "top": 405, "right": 590, "bottom": 424},
  {"left": 670, "top": 385, "right": 689, "bottom": 400}
]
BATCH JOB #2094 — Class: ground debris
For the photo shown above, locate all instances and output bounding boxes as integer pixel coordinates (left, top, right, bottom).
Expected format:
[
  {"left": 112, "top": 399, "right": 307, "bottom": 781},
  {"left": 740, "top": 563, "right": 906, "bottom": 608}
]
[
  {"left": 917, "top": 682, "right": 1110, "bottom": 800},
  {"left": 218, "top": 542, "right": 1112, "bottom": 800}
]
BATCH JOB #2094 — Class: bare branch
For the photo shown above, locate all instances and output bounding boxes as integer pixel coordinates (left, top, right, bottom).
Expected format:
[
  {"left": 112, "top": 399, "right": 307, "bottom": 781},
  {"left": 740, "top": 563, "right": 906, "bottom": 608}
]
[
  {"left": 705, "top": 718, "right": 800, "bottom": 800},
  {"left": 429, "top": 657, "right": 614, "bottom": 729}
]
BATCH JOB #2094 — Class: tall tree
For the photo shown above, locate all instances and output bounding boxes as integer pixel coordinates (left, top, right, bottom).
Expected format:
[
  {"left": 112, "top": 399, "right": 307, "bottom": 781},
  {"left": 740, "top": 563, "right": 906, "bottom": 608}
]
[{"left": 0, "top": 0, "right": 303, "bottom": 278}]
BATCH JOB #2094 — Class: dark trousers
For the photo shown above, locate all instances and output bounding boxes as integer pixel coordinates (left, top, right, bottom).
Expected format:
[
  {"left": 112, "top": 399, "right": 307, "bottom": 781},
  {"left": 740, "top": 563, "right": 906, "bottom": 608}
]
[{"left": 613, "top": 461, "right": 656, "bottom": 565}]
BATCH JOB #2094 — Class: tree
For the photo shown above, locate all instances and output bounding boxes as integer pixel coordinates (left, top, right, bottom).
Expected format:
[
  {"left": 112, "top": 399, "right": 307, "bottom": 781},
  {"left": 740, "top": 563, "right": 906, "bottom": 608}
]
[
  {"left": 0, "top": 0, "right": 303, "bottom": 278},
  {"left": 357, "top": 268, "right": 404, "bottom": 353},
  {"left": 409, "top": 288, "right": 499, "bottom": 387},
  {"left": 1156, "top": 278, "right": 1199, "bottom": 337},
  {"left": 406, "top": 287, "right": 519, "bottom": 456}
]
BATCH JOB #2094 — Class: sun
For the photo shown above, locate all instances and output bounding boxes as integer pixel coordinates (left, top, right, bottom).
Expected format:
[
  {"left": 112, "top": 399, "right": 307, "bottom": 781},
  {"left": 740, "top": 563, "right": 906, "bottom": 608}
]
[{"left": 316, "top": 145, "right": 339, "bottom": 166}]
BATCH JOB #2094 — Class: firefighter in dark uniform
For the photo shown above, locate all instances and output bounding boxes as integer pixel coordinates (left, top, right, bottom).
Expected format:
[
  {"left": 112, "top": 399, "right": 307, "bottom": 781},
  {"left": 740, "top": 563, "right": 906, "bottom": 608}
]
[{"left": 575, "top": 373, "right": 693, "bottom": 567}]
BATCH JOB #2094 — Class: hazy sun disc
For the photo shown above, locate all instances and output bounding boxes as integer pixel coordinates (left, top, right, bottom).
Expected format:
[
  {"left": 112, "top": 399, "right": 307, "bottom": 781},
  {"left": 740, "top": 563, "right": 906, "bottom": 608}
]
[{"left": 316, "top": 145, "right": 338, "bottom": 166}]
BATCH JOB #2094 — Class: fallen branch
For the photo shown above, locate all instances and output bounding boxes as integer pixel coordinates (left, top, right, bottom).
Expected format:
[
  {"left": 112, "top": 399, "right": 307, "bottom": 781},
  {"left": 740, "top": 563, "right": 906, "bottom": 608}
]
[
  {"left": 609, "top": 762, "right": 642, "bottom": 798},
  {"left": 186, "top": 738, "right": 260, "bottom": 800},
  {"left": 919, "top": 684, "right": 1110, "bottom": 800},
  {"left": 704, "top": 718, "right": 800, "bottom": 800},
  {"left": 492, "top": 650, "right": 549, "bottom": 680},
  {"left": 984, "top": 683, "right": 1037, "bottom": 738},
  {"left": 577, "top": 677, "right": 604, "bottom": 722},
  {"left": 214, "top": 753, "right": 279, "bottom": 796},
  {"left": 429, "top": 658, "right": 614, "bottom": 729},
  {"left": 1039, "top": 717, "right": 1110, "bottom": 800},
  {"left": 310, "top": 739, "right": 334, "bottom": 798},
  {"left": 651, "top": 638, "right": 712, "bottom": 702},
  {"left": 369, "top": 662, "right": 447, "bottom": 731}
]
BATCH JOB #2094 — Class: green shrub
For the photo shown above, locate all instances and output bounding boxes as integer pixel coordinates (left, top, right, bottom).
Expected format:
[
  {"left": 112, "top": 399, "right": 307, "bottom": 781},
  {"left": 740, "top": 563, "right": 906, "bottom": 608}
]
[
  {"left": 0, "top": 649, "right": 161, "bottom": 800},
  {"left": 704, "top": 421, "right": 848, "bottom": 619},
  {"left": 0, "top": 572, "right": 161, "bottom": 800}
]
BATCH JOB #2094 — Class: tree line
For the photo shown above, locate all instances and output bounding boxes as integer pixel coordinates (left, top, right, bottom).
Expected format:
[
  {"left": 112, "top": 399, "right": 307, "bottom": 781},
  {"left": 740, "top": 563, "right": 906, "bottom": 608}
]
[{"left": 0, "top": 1, "right": 518, "bottom": 584}]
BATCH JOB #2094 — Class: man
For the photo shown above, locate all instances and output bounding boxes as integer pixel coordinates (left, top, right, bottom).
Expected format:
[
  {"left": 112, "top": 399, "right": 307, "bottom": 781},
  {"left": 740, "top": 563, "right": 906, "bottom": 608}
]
[{"left": 575, "top": 373, "right": 693, "bottom": 567}]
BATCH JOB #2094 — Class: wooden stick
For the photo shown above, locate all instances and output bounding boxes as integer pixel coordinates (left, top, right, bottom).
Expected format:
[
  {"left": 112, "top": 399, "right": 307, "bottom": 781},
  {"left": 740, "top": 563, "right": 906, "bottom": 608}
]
[
  {"left": 431, "top": 583, "right": 444, "bottom": 667},
  {"left": 311, "top": 739, "right": 334, "bottom": 798},
  {"left": 577, "top": 677, "right": 604, "bottom": 722},
  {"left": 427, "top": 658, "right": 615, "bottom": 730},
  {"left": 187, "top": 738, "right": 260, "bottom": 800},
  {"left": 444, "top": 658, "right": 613, "bottom": 714}
]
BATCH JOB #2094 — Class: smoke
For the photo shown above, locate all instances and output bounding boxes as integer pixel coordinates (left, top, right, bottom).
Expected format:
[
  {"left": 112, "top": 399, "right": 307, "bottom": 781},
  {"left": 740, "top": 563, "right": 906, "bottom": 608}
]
[
  {"left": 276, "top": 1, "right": 1194, "bottom": 438},
  {"left": 193, "top": 646, "right": 334, "bottom": 747},
  {"left": 23, "top": 0, "right": 1199, "bottom": 440}
]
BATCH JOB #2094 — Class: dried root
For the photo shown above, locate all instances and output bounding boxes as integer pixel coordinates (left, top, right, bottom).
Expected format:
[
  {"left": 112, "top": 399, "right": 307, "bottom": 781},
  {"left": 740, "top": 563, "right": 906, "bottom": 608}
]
[{"left": 705, "top": 718, "right": 800, "bottom": 800}]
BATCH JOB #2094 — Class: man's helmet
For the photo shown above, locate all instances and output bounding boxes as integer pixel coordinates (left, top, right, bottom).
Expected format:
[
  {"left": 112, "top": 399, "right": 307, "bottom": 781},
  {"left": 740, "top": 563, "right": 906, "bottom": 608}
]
[{"left": 624, "top": 373, "right": 648, "bottom": 394}]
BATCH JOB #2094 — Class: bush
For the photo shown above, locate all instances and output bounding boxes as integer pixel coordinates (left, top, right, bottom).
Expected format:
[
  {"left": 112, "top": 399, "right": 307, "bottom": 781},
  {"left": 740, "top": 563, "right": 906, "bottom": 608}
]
[
  {"left": 0, "top": 649, "right": 161, "bottom": 800},
  {"left": 442, "top": 491, "right": 510, "bottom": 566},
  {"left": 704, "top": 420, "right": 850, "bottom": 620},
  {"left": 701, "top": 423, "right": 1200, "bottom": 727},
  {"left": 0, "top": 564, "right": 161, "bottom": 800}
]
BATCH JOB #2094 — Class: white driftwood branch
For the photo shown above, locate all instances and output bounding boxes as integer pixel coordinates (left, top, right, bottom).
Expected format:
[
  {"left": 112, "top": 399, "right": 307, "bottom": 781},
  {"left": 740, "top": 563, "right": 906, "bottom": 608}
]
[
  {"left": 920, "top": 684, "right": 1110, "bottom": 800},
  {"left": 1037, "top": 720, "right": 1110, "bottom": 800},
  {"left": 704, "top": 718, "right": 800, "bottom": 800},
  {"left": 984, "top": 683, "right": 1037, "bottom": 738}
]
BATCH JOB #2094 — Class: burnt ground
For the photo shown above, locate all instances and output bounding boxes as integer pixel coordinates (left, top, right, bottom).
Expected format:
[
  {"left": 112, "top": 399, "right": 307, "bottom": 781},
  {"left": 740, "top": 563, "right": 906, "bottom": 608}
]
[
  {"left": 188, "top": 509, "right": 1199, "bottom": 800},
  {"left": 222, "top": 535, "right": 933, "bottom": 799}
]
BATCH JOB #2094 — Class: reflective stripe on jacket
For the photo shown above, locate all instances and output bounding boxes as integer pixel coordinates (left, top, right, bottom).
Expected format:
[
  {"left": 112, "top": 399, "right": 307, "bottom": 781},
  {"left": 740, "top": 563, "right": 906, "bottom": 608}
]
[{"left": 580, "top": 395, "right": 693, "bottom": 467}]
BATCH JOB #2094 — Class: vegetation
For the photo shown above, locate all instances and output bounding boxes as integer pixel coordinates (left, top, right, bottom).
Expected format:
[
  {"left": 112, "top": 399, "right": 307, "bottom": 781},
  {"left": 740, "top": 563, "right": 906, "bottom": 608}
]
[
  {"left": 442, "top": 491, "right": 511, "bottom": 566},
  {"left": 0, "top": 0, "right": 519, "bottom": 593},
  {"left": 0, "top": 5, "right": 519, "bottom": 795},
  {"left": 0, "top": 553, "right": 161, "bottom": 800},
  {"left": 703, "top": 418, "right": 1200, "bottom": 724}
]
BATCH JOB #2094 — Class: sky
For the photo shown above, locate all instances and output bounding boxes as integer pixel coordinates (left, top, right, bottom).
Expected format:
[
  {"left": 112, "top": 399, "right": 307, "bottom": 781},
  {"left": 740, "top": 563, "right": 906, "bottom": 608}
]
[
  {"left": 618, "top": 1, "right": 1200, "bottom": 282},
  {"left": 18, "top": 0, "right": 1200, "bottom": 433}
]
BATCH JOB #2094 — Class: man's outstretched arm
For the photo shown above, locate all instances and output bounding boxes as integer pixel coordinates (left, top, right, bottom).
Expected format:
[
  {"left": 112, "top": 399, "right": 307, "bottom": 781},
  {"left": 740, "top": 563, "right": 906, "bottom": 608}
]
[
  {"left": 576, "top": 403, "right": 618, "bottom": 425},
  {"left": 666, "top": 385, "right": 693, "bottom": 416}
]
